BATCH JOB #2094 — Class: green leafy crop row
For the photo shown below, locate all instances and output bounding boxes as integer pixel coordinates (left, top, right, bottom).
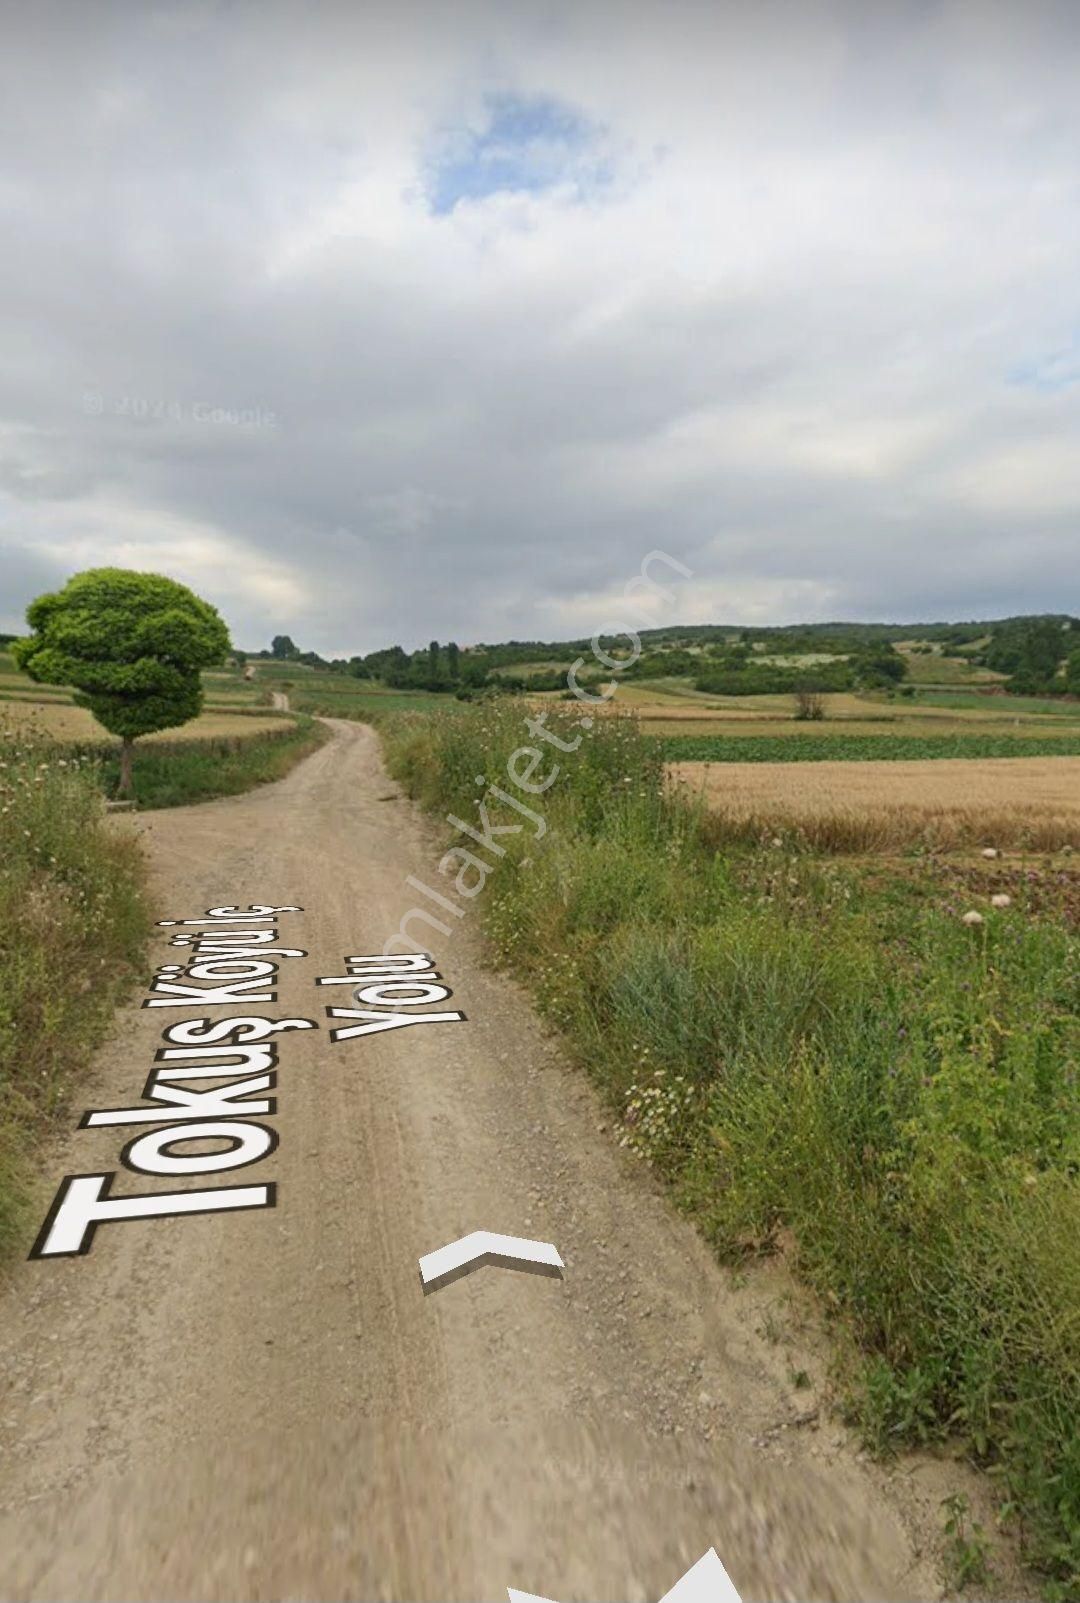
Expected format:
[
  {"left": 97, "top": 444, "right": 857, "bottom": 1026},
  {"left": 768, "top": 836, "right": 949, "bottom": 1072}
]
[{"left": 658, "top": 732, "right": 1080, "bottom": 763}]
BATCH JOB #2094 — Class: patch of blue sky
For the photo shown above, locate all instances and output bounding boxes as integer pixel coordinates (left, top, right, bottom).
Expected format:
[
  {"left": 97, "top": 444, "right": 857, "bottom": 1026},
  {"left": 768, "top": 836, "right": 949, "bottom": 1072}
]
[
  {"left": 426, "top": 92, "right": 612, "bottom": 214},
  {"left": 1007, "top": 335, "right": 1080, "bottom": 393}
]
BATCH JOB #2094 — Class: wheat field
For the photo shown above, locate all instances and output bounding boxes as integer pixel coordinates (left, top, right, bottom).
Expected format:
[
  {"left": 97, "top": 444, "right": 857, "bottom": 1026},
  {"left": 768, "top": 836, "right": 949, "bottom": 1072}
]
[
  {"left": 0, "top": 702, "right": 288, "bottom": 745},
  {"left": 670, "top": 755, "right": 1080, "bottom": 850}
]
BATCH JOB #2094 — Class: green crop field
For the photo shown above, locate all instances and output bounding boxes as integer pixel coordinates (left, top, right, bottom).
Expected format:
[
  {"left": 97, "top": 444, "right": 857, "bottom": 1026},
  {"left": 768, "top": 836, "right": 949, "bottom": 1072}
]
[
  {"left": 657, "top": 731, "right": 1080, "bottom": 762},
  {"left": 912, "top": 688, "right": 1080, "bottom": 716},
  {"left": 269, "top": 678, "right": 448, "bottom": 719}
]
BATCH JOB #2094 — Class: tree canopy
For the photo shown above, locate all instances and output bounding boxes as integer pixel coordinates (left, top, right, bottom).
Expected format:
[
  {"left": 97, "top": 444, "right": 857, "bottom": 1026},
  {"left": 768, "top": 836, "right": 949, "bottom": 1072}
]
[{"left": 14, "top": 569, "right": 230, "bottom": 769}]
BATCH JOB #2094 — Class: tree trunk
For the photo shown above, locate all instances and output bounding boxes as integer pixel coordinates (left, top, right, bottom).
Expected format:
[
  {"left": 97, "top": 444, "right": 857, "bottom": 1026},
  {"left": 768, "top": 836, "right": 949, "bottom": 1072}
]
[{"left": 118, "top": 736, "right": 135, "bottom": 796}]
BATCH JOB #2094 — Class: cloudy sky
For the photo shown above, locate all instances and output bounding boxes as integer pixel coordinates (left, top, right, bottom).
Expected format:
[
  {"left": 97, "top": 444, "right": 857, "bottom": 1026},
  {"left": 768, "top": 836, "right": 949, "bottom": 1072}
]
[{"left": 2, "top": 0, "right": 1078, "bottom": 656}]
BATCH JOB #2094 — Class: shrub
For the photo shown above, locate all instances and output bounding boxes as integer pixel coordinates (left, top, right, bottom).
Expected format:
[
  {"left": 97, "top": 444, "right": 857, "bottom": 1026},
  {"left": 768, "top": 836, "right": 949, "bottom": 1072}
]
[{"left": 794, "top": 686, "right": 826, "bottom": 720}]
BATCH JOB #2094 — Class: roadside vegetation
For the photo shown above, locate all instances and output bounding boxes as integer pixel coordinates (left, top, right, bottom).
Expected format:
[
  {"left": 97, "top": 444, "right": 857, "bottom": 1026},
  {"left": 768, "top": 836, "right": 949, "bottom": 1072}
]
[
  {"left": 1, "top": 703, "right": 324, "bottom": 810},
  {"left": 0, "top": 731, "right": 149, "bottom": 1258},
  {"left": 0, "top": 588, "right": 323, "bottom": 1264},
  {"left": 382, "top": 700, "right": 1080, "bottom": 1596},
  {"left": 0, "top": 693, "right": 321, "bottom": 1261},
  {"left": 90, "top": 715, "right": 327, "bottom": 808}
]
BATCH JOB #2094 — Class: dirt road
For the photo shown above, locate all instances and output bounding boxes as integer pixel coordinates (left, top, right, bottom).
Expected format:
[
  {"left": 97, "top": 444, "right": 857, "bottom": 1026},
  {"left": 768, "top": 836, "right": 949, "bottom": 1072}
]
[{"left": 0, "top": 721, "right": 943, "bottom": 1602}]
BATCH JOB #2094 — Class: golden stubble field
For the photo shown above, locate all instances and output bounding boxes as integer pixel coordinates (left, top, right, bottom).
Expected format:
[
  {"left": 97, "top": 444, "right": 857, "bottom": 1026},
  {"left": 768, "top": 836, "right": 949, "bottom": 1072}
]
[
  {"left": 532, "top": 685, "right": 1080, "bottom": 738},
  {"left": 670, "top": 755, "right": 1080, "bottom": 850},
  {"left": 0, "top": 702, "right": 288, "bottom": 745},
  {"left": 0, "top": 654, "right": 261, "bottom": 710}
]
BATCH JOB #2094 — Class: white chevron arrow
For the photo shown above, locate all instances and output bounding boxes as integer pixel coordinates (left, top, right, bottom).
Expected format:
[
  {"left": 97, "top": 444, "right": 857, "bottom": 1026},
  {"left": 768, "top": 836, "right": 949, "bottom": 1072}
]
[
  {"left": 419, "top": 1230, "right": 564, "bottom": 1292},
  {"left": 508, "top": 1546, "right": 741, "bottom": 1603}
]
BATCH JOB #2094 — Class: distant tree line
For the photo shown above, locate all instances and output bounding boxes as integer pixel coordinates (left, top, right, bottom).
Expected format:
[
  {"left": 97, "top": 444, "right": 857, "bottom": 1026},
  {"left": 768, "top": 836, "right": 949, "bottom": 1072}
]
[
  {"left": 352, "top": 640, "right": 482, "bottom": 692},
  {"left": 690, "top": 643, "right": 908, "bottom": 696},
  {"left": 255, "top": 635, "right": 501, "bottom": 693},
  {"left": 244, "top": 613, "right": 1080, "bottom": 699}
]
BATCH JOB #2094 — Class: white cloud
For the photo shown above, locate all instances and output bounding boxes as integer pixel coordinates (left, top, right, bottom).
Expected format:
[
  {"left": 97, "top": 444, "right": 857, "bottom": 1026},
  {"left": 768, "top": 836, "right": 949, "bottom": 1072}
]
[
  {"left": 942, "top": 438, "right": 1080, "bottom": 516},
  {"left": 1, "top": 0, "right": 1078, "bottom": 651},
  {"left": 1, "top": 493, "right": 313, "bottom": 621}
]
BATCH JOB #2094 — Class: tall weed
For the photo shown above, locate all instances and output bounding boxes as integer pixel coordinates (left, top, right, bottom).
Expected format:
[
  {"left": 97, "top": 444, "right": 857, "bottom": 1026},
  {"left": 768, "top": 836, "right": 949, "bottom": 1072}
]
[
  {"left": 0, "top": 730, "right": 148, "bottom": 1255},
  {"left": 382, "top": 699, "right": 1080, "bottom": 1593}
]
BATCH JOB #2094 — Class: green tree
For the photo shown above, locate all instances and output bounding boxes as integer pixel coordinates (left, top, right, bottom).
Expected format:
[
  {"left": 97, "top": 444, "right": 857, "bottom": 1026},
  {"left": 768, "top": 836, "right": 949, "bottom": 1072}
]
[
  {"left": 446, "top": 640, "right": 460, "bottom": 679},
  {"left": 854, "top": 645, "right": 907, "bottom": 687},
  {"left": 460, "top": 654, "right": 489, "bottom": 689},
  {"left": 14, "top": 568, "right": 230, "bottom": 794},
  {"left": 987, "top": 617, "right": 1072, "bottom": 690},
  {"left": 428, "top": 639, "right": 440, "bottom": 676},
  {"left": 270, "top": 634, "right": 298, "bottom": 660}
]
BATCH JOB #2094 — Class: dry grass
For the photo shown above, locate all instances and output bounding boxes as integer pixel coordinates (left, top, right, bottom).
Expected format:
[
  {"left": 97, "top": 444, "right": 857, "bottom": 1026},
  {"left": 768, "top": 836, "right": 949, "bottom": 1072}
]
[
  {"left": 605, "top": 681, "right": 723, "bottom": 706},
  {"left": 0, "top": 702, "right": 288, "bottom": 745},
  {"left": 894, "top": 642, "right": 1004, "bottom": 684},
  {"left": 579, "top": 685, "right": 1080, "bottom": 737},
  {"left": 611, "top": 687, "right": 906, "bottom": 716},
  {"left": 670, "top": 755, "right": 1080, "bottom": 851}
]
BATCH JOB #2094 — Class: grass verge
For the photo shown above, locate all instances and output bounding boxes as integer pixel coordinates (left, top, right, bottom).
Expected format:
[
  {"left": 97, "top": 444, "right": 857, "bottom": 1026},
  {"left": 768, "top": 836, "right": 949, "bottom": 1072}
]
[
  {"left": 89, "top": 715, "right": 328, "bottom": 808},
  {"left": 381, "top": 702, "right": 1080, "bottom": 1597},
  {"left": 0, "top": 735, "right": 150, "bottom": 1258}
]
